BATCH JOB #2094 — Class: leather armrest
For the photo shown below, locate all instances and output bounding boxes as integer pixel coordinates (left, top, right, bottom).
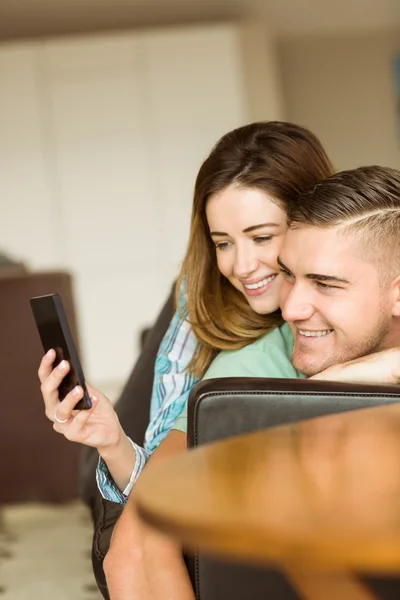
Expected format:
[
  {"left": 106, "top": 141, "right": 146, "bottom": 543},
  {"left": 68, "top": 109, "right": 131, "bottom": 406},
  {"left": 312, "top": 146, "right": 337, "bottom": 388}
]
[{"left": 188, "top": 377, "right": 400, "bottom": 448}]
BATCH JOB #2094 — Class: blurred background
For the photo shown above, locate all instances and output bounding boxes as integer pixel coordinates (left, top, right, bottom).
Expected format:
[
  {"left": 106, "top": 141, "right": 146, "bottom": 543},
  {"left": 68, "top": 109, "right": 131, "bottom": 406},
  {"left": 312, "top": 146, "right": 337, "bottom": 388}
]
[
  {"left": 1, "top": 0, "right": 399, "bottom": 396},
  {"left": 0, "top": 2, "right": 399, "bottom": 597}
]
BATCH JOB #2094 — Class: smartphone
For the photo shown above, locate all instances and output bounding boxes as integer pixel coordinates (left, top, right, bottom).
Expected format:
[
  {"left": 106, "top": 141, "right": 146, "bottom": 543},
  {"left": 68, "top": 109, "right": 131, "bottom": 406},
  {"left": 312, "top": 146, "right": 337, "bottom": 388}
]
[{"left": 30, "top": 293, "right": 92, "bottom": 409}]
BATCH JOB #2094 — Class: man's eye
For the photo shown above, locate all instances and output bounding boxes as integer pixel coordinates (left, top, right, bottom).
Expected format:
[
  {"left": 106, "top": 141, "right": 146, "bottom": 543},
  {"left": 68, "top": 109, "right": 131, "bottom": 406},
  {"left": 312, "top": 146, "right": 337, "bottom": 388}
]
[
  {"left": 316, "top": 282, "right": 336, "bottom": 290},
  {"left": 254, "top": 235, "right": 272, "bottom": 244},
  {"left": 281, "top": 269, "right": 294, "bottom": 279}
]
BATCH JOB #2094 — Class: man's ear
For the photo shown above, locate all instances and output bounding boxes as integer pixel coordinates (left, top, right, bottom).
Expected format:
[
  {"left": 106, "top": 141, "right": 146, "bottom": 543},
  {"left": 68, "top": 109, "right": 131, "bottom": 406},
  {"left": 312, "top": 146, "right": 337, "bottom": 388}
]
[{"left": 390, "top": 275, "right": 400, "bottom": 316}]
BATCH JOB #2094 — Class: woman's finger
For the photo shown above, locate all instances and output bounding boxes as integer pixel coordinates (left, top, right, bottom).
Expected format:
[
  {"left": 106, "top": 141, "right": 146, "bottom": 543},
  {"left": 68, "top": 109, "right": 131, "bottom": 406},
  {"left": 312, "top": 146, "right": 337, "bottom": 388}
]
[
  {"left": 64, "top": 403, "right": 95, "bottom": 435},
  {"left": 38, "top": 349, "right": 57, "bottom": 383},
  {"left": 52, "top": 419, "right": 71, "bottom": 432},
  {"left": 85, "top": 382, "right": 102, "bottom": 398},
  {"left": 54, "top": 385, "right": 85, "bottom": 422},
  {"left": 53, "top": 396, "right": 99, "bottom": 441},
  {"left": 41, "top": 361, "right": 71, "bottom": 420},
  {"left": 41, "top": 360, "right": 70, "bottom": 397}
]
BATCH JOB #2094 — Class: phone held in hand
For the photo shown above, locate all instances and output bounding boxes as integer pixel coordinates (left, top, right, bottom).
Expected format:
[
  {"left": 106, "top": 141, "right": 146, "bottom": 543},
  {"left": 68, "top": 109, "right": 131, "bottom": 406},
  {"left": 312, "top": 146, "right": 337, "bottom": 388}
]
[{"left": 30, "top": 293, "right": 92, "bottom": 410}]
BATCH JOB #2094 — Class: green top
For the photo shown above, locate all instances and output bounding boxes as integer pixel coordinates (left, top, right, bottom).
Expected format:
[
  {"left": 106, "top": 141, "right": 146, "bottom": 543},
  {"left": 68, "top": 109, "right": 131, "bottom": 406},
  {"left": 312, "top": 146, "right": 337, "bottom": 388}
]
[{"left": 172, "top": 322, "right": 305, "bottom": 433}]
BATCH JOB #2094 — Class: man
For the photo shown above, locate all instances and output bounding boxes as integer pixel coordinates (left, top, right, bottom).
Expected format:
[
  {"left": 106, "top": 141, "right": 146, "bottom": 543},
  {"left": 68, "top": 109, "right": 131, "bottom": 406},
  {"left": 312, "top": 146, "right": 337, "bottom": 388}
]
[
  {"left": 104, "top": 165, "right": 400, "bottom": 599},
  {"left": 279, "top": 165, "right": 400, "bottom": 377}
]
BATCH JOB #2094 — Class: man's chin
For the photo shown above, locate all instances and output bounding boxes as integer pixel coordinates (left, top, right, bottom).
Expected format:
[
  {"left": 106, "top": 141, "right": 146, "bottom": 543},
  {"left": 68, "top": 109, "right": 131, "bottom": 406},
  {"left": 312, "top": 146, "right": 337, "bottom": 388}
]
[{"left": 292, "top": 355, "right": 333, "bottom": 377}]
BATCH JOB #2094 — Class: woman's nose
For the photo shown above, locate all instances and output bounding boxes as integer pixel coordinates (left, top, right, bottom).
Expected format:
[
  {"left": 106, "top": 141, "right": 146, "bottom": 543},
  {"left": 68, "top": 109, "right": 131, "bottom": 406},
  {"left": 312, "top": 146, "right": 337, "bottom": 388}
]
[{"left": 234, "top": 250, "right": 258, "bottom": 278}]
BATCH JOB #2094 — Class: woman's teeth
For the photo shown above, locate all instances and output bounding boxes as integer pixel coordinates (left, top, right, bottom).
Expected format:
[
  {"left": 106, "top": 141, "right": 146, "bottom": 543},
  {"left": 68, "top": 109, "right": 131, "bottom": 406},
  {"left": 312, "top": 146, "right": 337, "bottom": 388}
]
[
  {"left": 244, "top": 275, "right": 275, "bottom": 290},
  {"left": 298, "top": 329, "right": 333, "bottom": 337}
]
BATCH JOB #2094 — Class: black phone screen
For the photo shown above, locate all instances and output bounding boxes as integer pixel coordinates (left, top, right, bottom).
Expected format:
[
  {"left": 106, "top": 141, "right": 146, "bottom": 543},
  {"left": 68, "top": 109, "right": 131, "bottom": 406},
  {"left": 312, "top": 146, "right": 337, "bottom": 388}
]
[{"left": 31, "top": 297, "right": 79, "bottom": 400}]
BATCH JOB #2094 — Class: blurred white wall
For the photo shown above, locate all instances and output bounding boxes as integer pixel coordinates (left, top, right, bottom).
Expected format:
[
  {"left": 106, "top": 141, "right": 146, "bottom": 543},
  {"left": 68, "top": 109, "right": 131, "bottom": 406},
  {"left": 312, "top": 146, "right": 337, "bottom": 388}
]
[
  {"left": 279, "top": 30, "right": 399, "bottom": 170},
  {"left": 0, "top": 22, "right": 282, "bottom": 393}
]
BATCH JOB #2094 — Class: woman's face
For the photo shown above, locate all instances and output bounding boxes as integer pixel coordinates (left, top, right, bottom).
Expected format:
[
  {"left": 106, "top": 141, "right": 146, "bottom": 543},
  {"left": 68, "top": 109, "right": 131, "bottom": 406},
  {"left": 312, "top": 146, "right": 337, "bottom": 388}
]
[{"left": 206, "top": 184, "right": 287, "bottom": 315}]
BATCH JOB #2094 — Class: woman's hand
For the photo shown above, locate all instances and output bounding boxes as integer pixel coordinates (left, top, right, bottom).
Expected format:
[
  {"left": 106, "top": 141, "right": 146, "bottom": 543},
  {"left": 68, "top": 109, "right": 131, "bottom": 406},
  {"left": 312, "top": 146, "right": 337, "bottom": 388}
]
[
  {"left": 39, "top": 349, "right": 137, "bottom": 492},
  {"left": 38, "top": 349, "right": 122, "bottom": 453},
  {"left": 312, "top": 347, "right": 400, "bottom": 385}
]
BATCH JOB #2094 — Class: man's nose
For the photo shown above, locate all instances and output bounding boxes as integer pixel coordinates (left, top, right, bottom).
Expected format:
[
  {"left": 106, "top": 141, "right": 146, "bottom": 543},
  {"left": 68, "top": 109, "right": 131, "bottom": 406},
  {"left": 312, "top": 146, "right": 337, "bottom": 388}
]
[{"left": 281, "top": 282, "right": 314, "bottom": 322}]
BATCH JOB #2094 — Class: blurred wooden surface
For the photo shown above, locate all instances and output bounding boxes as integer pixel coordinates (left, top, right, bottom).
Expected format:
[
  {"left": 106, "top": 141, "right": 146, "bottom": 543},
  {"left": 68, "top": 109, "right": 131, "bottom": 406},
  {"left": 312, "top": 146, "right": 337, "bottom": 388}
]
[{"left": 136, "top": 402, "right": 400, "bottom": 599}]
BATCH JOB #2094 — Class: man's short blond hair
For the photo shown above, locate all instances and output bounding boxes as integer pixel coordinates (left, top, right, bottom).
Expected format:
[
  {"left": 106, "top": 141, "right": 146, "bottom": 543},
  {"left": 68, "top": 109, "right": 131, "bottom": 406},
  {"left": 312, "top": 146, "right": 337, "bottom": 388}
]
[{"left": 287, "top": 165, "right": 400, "bottom": 284}]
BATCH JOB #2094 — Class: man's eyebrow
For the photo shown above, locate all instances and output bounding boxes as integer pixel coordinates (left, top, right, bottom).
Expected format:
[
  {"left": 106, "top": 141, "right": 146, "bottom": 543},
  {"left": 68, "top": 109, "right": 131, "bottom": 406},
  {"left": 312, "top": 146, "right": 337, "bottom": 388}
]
[
  {"left": 306, "top": 273, "right": 350, "bottom": 285},
  {"left": 277, "top": 258, "right": 350, "bottom": 285},
  {"left": 210, "top": 223, "right": 279, "bottom": 237}
]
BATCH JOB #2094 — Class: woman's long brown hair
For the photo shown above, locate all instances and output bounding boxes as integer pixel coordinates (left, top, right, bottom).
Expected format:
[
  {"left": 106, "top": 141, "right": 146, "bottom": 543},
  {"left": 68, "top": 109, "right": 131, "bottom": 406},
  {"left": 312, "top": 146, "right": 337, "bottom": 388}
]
[{"left": 176, "top": 121, "right": 334, "bottom": 377}]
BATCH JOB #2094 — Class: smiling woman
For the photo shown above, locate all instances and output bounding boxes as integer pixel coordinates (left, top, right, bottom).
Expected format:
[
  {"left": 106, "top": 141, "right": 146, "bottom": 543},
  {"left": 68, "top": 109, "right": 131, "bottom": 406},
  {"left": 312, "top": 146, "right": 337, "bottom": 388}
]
[
  {"left": 206, "top": 185, "right": 286, "bottom": 315},
  {"left": 176, "top": 120, "right": 335, "bottom": 377}
]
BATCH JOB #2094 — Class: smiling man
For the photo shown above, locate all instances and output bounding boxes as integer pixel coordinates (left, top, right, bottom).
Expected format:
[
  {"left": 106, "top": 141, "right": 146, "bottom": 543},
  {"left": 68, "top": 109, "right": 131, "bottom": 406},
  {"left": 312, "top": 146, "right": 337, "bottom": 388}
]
[{"left": 279, "top": 165, "right": 400, "bottom": 376}]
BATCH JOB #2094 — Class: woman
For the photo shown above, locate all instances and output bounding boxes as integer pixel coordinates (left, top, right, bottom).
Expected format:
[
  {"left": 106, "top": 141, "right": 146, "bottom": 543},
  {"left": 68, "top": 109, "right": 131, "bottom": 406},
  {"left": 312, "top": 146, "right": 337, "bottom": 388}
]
[{"left": 40, "top": 121, "right": 335, "bottom": 500}]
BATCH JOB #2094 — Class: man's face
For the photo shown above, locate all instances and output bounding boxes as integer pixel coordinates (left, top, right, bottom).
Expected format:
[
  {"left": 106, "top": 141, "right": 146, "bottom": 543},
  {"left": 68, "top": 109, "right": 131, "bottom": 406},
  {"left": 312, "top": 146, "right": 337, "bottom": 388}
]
[{"left": 279, "top": 225, "right": 396, "bottom": 376}]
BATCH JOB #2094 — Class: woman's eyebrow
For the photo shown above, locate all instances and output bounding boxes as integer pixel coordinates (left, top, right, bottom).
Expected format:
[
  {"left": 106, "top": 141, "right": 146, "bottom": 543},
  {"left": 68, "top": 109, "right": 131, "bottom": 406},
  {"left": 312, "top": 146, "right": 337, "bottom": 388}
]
[
  {"left": 210, "top": 223, "right": 280, "bottom": 237},
  {"left": 243, "top": 223, "right": 280, "bottom": 233},
  {"left": 210, "top": 230, "right": 228, "bottom": 237}
]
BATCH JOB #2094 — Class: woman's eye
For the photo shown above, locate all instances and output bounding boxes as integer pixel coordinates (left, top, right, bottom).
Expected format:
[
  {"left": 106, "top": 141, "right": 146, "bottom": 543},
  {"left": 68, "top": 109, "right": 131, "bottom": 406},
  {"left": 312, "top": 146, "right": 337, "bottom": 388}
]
[
  {"left": 253, "top": 235, "right": 272, "bottom": 244},
  {"left": 215, "top": 241, "right": 231, "bottom": 251},
  {"left": 281, "top": 269, "right": 294, "bottom": 280}
]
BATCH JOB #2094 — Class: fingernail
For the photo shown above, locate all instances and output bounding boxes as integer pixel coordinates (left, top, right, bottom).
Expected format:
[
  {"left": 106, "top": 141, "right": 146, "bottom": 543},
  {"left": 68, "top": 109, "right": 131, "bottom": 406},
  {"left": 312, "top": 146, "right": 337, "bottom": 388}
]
[
  {"left": 46, "top": 349, "right": 53, "bottom": 357},
  {"left": 59, "top": 360, "right": 67, "bottom": 370},
  {"left": 73, "top": 386, "right": 80, "bottom": 396}
]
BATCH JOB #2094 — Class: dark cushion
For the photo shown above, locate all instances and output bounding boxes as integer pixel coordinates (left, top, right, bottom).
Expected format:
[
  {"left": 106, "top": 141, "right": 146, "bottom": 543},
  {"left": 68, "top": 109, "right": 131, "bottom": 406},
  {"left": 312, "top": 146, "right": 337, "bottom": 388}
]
[{"left": 187, "top": 377, "right": 400, "bottom": 600}]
